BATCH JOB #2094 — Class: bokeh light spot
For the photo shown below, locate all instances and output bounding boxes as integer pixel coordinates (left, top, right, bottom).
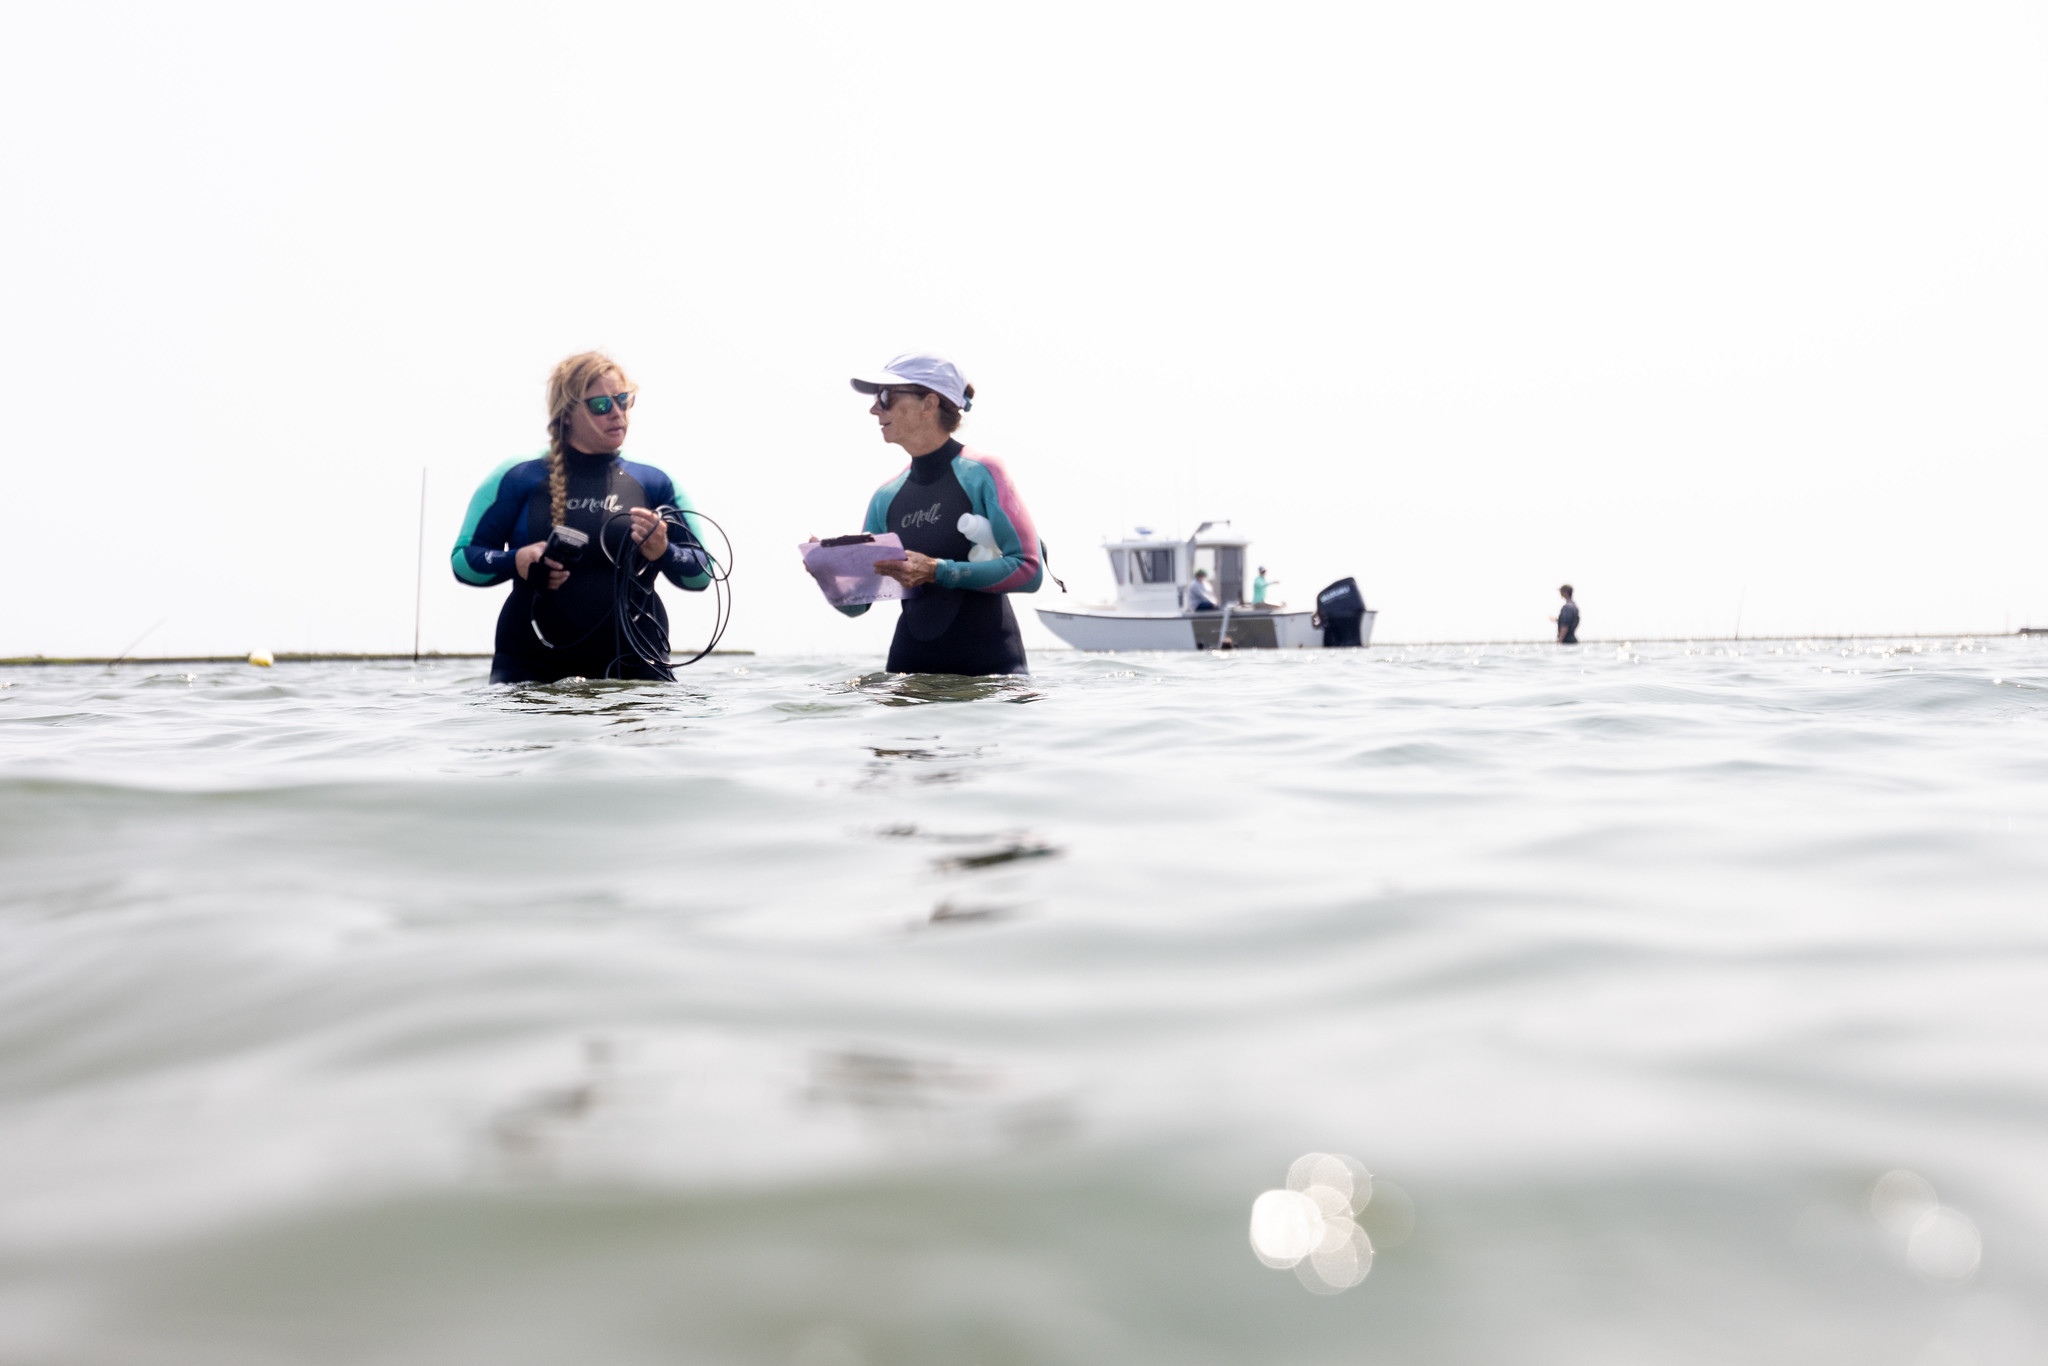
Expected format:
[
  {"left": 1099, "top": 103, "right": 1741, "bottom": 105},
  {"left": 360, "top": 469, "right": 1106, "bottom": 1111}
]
[
  {"left": 1254, "top": 1153, "right": 1389, "bottom": 1292},
  {"left": 1249, "top": 1189, "right": 1323, "bottom": 1268},
  {"left": 1908, "top": 1206, "right": 1983, "bottom": 1283},
  {"left": 1871, "top": 1169, "right": 1940, "bottom": 1238}
]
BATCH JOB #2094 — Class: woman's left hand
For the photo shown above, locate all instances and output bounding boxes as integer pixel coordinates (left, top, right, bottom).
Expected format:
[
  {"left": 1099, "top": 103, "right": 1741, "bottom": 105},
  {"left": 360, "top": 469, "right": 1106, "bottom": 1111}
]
[
  {"left": 630, "top": 507, "right": 669, "bottom": 560},
  {"left": 875, "top": 551, "right": 939, "bottom": 588}
]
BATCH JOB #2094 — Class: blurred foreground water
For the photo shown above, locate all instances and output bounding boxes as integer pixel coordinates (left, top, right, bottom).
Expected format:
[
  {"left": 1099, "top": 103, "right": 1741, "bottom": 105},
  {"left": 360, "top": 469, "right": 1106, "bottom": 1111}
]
[{"left": 2, "top": 640, "right": 2045, "bottom": 1365}]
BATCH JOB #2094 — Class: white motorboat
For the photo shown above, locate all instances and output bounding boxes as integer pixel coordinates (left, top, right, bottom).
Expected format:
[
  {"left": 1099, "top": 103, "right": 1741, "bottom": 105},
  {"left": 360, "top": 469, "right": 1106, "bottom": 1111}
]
[{"left": 1035, "top": 523, "right": 1374, "bottom": 651}]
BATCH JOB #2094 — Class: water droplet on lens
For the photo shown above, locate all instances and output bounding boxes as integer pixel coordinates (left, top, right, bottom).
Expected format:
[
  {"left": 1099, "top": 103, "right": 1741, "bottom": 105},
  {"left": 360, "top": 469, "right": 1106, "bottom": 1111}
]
[
  {"left": 1261, "top": 1154, "right": 1384, "bottom": 1290},
  {"left": 1304, "top": 1183, "right": 1351, "bottom": 1219},
  {"left": 1285, "top": 1151, "right": 1331, "bottom": 1193},
  {"left": 1287, "top": 1151, "right": 1371, "bottom": 1212},
  {"left": 1909, "top": 1207, "right": 1983, "bottom": 1283},
  {"left": 1294, "top": 1220, "right": 1374, "bottom": 1293},
  {"left": 1249, "top": 1189, "right": 1322, "bottom": 1268},
  {"left": 1871, "top": 1169, "right": 1940, "bottom": 1237}
]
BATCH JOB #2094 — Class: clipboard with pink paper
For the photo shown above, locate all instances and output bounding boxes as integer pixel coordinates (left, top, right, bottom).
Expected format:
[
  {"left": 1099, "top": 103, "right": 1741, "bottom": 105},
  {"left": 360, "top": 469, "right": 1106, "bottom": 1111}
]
[{"left": 799, "top": 533, "right": 913, "bottom": 607}]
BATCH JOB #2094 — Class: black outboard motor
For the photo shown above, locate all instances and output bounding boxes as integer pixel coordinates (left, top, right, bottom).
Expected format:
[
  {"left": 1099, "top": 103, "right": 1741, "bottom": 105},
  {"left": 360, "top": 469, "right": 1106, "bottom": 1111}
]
[{"left": 1314, "top": 577, "right": 1367, "bottom": 648}]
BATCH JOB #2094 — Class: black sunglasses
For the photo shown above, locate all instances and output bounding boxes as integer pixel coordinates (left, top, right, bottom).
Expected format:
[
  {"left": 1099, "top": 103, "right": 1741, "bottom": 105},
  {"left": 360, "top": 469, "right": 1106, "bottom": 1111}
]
[
  {"left": 583, "top": 391, "right": 636, "bottom": 416},
  {"left": 872, "top": 386, "right": 927, "bottom": 411}
]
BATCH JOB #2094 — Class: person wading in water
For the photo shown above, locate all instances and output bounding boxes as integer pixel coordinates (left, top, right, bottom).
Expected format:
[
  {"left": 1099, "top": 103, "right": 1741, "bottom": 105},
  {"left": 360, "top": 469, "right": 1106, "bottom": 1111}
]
[
  {"left": 833, "top": 353, "right": 1046, "bottom": 676},
  {"left": 1553, "top": 584, "right": 1581, "bottom": 644},
  {"left": 451, "top": 351, "right": 711, "bottom": 682}
]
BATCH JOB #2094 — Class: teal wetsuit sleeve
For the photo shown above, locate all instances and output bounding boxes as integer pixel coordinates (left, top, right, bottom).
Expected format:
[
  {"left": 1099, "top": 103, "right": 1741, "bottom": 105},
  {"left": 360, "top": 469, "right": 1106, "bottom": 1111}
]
[
  {"left": 450, "top": 456, "right": 531, "bottom": 586},
  {"left": 661, "top": 482, "right": 713, "bottom": 590},
  {"left": 933, "top": 455, "right": 1044, "bottom": 594},
  {"left": 625, "top": 461, "right": 712, "bottom": 591},
  {"left": 834, "top": 477, "right": 902, "bottom": 618}
]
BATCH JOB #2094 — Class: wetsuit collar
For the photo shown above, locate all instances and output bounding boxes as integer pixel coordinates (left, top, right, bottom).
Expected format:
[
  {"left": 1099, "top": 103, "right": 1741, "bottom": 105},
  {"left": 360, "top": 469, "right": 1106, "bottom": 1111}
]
[
  {"left": 907, "top": 438, "right": 962, "bottom": 485},
  {"left": 564, "top": 445, "right": 619, "bottom": 468}
]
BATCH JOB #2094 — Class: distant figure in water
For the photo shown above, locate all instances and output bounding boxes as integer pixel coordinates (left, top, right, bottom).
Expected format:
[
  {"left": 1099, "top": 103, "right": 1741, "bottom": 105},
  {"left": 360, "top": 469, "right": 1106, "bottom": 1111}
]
[
  {"left": 1186, "top": 568, "right": 1220, "bottom": 612},
  {"left": 1553, "top": 584, "right": 1580, "bottom": 644}
]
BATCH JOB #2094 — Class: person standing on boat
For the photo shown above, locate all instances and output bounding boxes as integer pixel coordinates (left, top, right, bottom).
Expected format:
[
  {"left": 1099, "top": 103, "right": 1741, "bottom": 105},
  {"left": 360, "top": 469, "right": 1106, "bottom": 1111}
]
[
  {"left": 1553, "top": 584, "right": 1581, "bottom": 644},
  {"left": 839, "top": 354, "right": 1045, "bottom": 676}
]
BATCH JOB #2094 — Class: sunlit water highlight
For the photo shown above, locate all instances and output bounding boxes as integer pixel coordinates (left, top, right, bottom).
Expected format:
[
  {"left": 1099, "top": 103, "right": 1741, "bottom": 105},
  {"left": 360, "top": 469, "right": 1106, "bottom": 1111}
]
[{"left": 2, "top": 640, "right": 2045, "bottom": 1364}]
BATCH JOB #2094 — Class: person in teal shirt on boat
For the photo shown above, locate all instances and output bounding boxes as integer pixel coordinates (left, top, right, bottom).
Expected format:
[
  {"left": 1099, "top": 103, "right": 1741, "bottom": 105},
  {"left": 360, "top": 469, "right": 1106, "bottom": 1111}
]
[{"left": 1253, "top": 566, "right": 1279, "bottom": 607}]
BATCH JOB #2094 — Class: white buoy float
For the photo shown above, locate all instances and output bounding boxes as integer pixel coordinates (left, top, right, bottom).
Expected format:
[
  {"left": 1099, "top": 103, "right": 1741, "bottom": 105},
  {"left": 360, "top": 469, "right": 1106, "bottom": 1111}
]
[{"left": 248, "top": 650, "right": 273, "bottom": 667}]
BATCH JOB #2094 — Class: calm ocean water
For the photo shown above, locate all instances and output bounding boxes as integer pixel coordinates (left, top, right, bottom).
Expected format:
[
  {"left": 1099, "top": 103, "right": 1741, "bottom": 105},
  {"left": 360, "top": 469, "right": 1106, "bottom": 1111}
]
[{"left": 2, "top": 640, "right": 2045, "bottom": 1365}]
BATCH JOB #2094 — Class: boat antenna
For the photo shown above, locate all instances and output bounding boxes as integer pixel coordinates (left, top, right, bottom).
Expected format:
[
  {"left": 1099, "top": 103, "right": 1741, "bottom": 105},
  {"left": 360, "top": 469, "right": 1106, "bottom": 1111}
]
[{"left": 413, "top": 467, "right": 427, "bottom": 663}]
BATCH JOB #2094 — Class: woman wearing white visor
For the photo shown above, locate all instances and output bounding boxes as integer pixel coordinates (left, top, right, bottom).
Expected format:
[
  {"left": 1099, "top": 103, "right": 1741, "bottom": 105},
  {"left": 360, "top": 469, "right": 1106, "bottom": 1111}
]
[{"left": 841, "top": 353, "right": 1045, "bottom": 676}]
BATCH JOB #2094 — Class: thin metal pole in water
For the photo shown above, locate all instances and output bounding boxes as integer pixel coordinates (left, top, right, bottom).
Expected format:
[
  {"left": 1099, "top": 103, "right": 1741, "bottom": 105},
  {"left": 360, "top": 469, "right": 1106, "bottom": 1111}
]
[
  {"left": 106, "top": 617, "right": 167, "bottom": 671},
  {"left": 413, "top": 467, "right": 427, "bottom": 663},
  {"left": 1734, "top": 587, "right": 1745, "bottom": 641}
]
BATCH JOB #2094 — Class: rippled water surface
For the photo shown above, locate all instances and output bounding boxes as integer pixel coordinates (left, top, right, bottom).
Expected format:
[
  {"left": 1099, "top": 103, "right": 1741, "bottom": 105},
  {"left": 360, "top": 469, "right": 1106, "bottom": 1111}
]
[{"left": 3, "top": 641, "right": 2046, "bottom": 1365}]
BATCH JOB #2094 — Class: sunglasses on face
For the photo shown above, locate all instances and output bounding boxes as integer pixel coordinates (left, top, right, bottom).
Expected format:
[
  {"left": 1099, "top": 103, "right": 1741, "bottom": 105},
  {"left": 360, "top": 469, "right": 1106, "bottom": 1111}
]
[
  {"left": 872, "top": 386, "right": 925, "bottom": 412},
  {"left": 583, "top": 391, "right": 636, "bottom": 416}
]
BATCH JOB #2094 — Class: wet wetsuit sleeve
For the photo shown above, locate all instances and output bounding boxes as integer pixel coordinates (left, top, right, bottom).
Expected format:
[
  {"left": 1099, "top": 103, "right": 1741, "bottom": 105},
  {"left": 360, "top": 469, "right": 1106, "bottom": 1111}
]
[
  {"left": 832, "top": 479, "right": 901, "bottom": 619},
  {"left": 450, "top": 457, "right": 530, "bottom": 586},
  {"left": 936, "top": 455, "right": 1044, "bottom": 594},
  {"left": 632, "top": 464, "right": 711, "bottom": 592}
]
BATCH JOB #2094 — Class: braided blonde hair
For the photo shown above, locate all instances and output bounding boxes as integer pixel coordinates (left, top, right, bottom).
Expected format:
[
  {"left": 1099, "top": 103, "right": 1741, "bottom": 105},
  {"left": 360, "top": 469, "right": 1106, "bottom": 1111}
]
[{"left": 543, "top": 351, "right": 635, "bottom": 527}]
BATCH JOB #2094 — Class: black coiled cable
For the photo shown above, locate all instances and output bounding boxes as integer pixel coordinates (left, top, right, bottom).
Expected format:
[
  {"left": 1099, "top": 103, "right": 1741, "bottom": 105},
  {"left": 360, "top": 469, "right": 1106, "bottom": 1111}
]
[
  {"left": 527, "top": 505, "right": 734, "bottom": 681},
  {"left": 600, "top": 504, "right": 733, "bottom": 678}
]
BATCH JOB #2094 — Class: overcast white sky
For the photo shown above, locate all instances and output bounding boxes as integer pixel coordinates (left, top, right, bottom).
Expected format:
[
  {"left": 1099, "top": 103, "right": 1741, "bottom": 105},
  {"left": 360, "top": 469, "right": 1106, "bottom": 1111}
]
[{"left": 5, "top": 1, "right": 2044, "bottom": 658}]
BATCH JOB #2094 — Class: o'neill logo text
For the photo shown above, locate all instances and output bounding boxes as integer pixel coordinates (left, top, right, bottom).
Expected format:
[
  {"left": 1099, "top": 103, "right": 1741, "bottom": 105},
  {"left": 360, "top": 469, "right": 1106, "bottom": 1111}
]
[
  {"left": 567, "top": 494, "right": 624, "bottom": 513},
  {"left": 901, "top": 502, "right": 945, "bottom": 529}
]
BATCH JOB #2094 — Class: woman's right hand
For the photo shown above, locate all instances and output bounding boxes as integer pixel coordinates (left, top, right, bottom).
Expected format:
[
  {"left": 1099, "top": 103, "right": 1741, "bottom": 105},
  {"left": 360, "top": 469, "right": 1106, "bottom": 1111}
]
[{"left": 515, "top": 542, "right": 570, "bottom": 590}]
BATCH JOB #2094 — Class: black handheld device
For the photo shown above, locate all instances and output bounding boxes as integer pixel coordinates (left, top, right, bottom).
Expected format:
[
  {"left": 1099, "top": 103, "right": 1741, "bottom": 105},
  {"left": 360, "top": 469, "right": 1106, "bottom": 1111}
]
[
  {"left": 544, "top": 525, "right": 589, "bottom": 564},
  {"left": 536, "top": 525, "right": 588, "bottom": 589}
]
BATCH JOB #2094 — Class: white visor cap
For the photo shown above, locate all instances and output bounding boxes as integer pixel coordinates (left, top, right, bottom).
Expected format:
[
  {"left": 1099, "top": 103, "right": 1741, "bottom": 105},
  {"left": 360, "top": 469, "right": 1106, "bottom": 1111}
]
[{"left": 850, "top": 353, "right": 971, "bottom": 410}]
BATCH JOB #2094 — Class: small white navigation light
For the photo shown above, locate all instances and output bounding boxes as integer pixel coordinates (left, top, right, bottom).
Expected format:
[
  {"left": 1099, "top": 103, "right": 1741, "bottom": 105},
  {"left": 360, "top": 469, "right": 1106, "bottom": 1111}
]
[
  {"left": 247, "top": 650, "right": 274, "bottom": 668},
  {"left": 1249, "top": 1152, "right": 1379, "bottom": 1294}
]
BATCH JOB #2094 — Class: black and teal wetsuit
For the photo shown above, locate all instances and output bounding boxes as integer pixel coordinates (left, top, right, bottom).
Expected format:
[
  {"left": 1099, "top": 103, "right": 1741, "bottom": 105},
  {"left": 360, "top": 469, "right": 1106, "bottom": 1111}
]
[
  {"left": 452, "top": 448, "right": 710, "bottom": 683},
  {"left": 841, "top": 439, "right": 1044, "bottom": 676}
]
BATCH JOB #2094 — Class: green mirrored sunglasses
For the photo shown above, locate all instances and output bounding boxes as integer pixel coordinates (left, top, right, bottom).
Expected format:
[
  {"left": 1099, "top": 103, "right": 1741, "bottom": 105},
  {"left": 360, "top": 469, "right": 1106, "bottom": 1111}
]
[{"left": 583, "top": 391, "right": 636, "bottom": 416}]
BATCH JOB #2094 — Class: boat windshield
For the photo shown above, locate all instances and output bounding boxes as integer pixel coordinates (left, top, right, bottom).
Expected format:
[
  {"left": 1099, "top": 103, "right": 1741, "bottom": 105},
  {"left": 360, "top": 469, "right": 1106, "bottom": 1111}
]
[{"left": 1125, "top": 549, "right": 1174, "bottom": 584}]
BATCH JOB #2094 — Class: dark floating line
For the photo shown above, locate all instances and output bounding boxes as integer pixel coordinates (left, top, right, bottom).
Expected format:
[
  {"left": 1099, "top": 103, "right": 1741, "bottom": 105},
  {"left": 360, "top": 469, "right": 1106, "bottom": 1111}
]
[
  {"left": 936, "top": 843, "right": 1061, "bottom": 872},
  {"left": 0, "top": 651, "right": 754, "bottom": 668}
]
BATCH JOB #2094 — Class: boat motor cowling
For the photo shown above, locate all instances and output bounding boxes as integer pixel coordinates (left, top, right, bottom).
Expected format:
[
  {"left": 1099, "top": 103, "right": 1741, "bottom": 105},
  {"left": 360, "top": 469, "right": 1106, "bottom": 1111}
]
[{"left": 1314, "top": 577, "right": 1367, "bottom": 648}]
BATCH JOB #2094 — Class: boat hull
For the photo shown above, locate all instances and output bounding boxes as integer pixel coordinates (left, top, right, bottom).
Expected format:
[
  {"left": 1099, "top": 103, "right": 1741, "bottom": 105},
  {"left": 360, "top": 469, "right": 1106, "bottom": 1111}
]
[{"left": 1034, "top": 607, "right": 1375, "bottom": 651}]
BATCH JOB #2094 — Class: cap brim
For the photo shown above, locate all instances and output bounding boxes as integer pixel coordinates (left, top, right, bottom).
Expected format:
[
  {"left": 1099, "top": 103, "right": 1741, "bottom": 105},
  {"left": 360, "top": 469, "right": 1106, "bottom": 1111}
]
[{"left": 849, "top": 375, "right": 897, "bottom": 395}]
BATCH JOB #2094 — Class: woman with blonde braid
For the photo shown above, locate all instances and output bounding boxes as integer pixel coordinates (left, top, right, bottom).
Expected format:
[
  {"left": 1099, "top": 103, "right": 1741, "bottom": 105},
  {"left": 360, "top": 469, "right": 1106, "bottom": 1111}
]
[{"left": 452, "top": 351, "right": 711, "bottom": 683}]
